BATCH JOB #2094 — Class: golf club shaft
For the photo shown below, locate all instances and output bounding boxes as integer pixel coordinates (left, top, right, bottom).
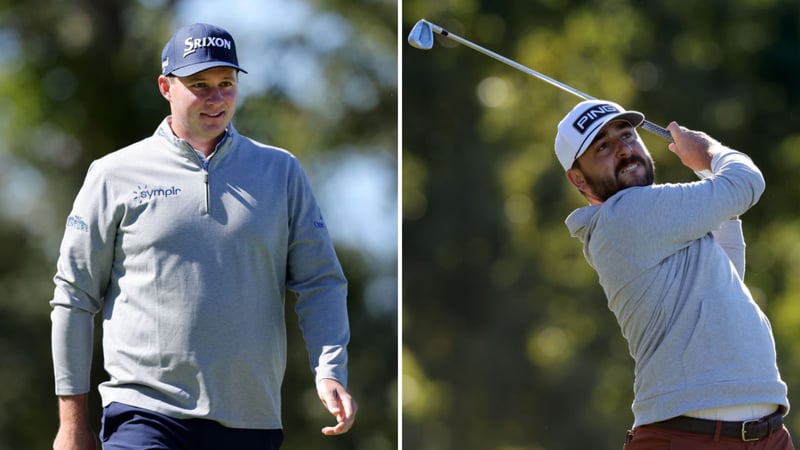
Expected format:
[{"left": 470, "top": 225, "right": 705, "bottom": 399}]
[{"left": 423, "top": 21, "right": 673, "bottom": 142}]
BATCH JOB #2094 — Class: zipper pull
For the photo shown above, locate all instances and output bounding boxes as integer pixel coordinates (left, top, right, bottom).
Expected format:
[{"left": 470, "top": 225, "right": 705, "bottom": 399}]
[{"left": 203, "top": 171, "right": 210, "bottom": 214}]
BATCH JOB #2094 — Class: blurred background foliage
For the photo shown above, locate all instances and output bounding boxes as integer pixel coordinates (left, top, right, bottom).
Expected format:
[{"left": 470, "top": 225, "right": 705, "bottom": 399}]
[
  {"left": 403, "top": 0, "right": 799, "bottom": 449},
  {"left": 0, "top": 0, "right": 397, "bottom": 449}
]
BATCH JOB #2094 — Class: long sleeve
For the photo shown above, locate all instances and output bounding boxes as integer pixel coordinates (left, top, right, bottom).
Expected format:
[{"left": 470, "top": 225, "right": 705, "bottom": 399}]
[
  {"left": 51, "top": 162, "right": 119, "bottom": 395},
  {"left": 712, "top": 219, "right": 746, "bottom": 279},
  {"left": 286, "top": 161, "right": 350, "bottom": 386}
]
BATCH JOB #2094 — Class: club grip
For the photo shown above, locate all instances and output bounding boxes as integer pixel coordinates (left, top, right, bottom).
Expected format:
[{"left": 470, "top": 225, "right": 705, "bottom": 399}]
[{"left": 641, "top": 120, "right": 673, "bottom": 142}]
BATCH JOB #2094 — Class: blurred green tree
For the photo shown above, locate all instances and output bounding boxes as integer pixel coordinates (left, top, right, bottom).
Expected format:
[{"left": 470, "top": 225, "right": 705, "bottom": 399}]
[
  {"left": 403, "top": 1, "right": 800, "bottom": 449},
  {"left": 0, "top": 0, "right": 397, "bottom": 449}
]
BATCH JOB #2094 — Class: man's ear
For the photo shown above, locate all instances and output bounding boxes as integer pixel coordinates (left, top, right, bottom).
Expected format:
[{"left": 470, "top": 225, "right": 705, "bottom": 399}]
[
  {"left": 567, "top": 167, "right": 604, "bottom": 205},
  {"left": 566, "top": 168, "right": 587, "bottom": 193},
  {"left": 157, "top": 75, "right": 171, "bottom": 101}
]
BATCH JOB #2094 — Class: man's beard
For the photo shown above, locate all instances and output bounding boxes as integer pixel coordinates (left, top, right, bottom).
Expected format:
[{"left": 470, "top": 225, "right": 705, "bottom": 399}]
[{"left": 583, "top": 154, "right": 655, "bottom": 202}]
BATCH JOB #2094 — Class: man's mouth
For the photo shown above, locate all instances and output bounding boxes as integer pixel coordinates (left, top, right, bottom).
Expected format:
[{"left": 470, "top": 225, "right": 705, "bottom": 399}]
[
  {"left": 202, "top": 111, "right": 225, "bottom": 119},
  {"left": 618, "top": 162, "right": 640, "bottom": 176}
]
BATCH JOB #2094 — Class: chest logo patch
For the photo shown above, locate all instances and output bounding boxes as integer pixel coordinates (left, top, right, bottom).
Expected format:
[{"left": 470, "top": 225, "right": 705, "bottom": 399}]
[{"left": 132, "top": 185, "right": 183, "bottom": 205}]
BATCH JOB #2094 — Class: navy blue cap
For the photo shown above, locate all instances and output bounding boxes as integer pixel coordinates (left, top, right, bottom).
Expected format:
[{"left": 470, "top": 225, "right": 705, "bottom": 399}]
[{"left": 161, "top": 23, "right": 247, "bottom": 77}]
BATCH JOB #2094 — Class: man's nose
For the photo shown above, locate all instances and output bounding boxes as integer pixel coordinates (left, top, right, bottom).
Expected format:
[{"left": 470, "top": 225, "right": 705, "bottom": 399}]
[
  {"left": 207, "top": 88, "right": 223, "bottom": 103},
  {"left": 616, "top": 139, "right": 634, "bottom": 157}
]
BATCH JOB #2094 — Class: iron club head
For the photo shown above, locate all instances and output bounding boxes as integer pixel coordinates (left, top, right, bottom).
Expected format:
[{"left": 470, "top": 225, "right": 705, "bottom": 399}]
[{"left": 408, "top": 19, "right": 434, "bottom": 50}]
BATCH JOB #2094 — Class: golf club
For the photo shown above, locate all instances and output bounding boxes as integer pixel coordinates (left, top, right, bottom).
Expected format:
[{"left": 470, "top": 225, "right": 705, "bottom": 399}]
[{"left": 408, "top": 18, "right": 673, "bottom": 142}]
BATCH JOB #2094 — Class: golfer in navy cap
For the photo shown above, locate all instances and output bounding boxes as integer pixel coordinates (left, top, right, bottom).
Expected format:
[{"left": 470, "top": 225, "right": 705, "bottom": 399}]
[{"left": 51, "top": 23, "right": 356, "bottom": 450}]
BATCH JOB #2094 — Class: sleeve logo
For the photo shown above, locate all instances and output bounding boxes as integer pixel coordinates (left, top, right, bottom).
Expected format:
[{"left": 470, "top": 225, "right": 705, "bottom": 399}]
[{"left": 66, "top": 215, "right": 89, "bottom": 232}]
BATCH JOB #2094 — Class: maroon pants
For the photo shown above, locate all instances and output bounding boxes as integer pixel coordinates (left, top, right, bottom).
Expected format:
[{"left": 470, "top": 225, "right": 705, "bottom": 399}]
[{"left": 623, "top": 423, "right": 795, "bottom": 450}]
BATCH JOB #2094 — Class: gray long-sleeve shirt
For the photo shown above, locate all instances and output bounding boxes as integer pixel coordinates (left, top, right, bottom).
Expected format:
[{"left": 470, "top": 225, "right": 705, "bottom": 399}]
[
  {"left": 566, "top": 147, "right": 788, "bottom": 427},
  {"left": 50, "top": 118, "right": 349, "bottom": 429}
]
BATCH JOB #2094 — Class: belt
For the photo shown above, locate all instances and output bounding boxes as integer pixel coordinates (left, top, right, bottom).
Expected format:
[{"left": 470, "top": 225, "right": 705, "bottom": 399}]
[{"left": 652, "top": 411, "right": 784, "bottom": 441}]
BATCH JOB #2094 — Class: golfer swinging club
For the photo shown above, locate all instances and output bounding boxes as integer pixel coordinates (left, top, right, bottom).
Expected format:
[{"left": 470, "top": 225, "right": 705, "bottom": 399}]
[{"left": 555, "top": 99, "right": 793, "bottom": 449}]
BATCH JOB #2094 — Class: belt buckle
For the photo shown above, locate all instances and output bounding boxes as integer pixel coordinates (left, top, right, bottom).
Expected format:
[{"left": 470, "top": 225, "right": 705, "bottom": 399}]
[{"left": 741, "top": 419, "right": 759, "bottom": 441}]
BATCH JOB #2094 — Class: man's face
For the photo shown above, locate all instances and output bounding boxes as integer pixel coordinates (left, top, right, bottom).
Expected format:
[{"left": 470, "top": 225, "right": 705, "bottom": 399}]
[
  {"left": 159, "top": 66, "right": 238, "bottom": 147},
  {"left": 568, "top": 120, "right": 655, "bottom": 203}
]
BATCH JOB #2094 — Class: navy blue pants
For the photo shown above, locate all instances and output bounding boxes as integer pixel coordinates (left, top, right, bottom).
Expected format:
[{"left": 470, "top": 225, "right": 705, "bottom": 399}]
[{"left": 100, "top": 402, "right": 283, "bottom": 450}]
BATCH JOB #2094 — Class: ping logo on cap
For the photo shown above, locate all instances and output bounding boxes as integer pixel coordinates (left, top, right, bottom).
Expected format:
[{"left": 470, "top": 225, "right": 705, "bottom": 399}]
[
  {"left": 183, "top": 36, "right": 233, "bottom": 58},
  {"left": 572, "top": 104, "right": 620, "bottom": 134}
]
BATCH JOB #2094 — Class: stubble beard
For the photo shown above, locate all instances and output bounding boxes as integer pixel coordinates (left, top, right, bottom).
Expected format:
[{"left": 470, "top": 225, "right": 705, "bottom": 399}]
[{"left": 584, "top": 154, "right": 656, "bottom": 202}]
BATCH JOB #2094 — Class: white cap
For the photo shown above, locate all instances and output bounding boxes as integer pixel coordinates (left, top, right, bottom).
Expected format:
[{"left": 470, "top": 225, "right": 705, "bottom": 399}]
[{"left": 554, "top": 100, "right": 645, "bottom": 171}]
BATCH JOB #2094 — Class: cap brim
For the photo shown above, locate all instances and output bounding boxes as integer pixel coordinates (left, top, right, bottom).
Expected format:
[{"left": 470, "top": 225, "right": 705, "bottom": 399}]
[
  {"left": 573, "top": 111, "right": 645, "bottom": 162},
  {"left": 168, "top": 61, "right": 248, "bottom": 77}
]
